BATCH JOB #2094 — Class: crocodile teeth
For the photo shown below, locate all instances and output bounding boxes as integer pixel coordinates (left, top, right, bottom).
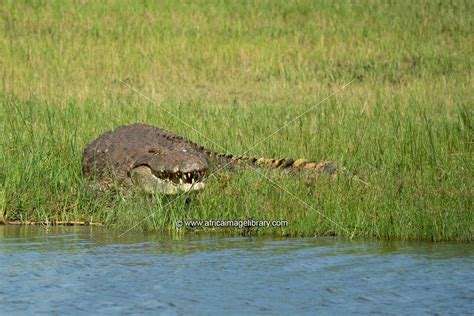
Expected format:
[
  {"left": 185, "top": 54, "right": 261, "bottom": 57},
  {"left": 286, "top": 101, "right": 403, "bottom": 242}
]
[{"left": 183, "top": 174, "right": 187, "bottom": 179}]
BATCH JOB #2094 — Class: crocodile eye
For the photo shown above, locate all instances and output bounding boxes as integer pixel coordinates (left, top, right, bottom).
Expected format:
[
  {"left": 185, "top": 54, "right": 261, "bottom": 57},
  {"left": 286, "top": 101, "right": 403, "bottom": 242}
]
[{"left": 148, "top": 149, "right": 161, "bottom": 154}]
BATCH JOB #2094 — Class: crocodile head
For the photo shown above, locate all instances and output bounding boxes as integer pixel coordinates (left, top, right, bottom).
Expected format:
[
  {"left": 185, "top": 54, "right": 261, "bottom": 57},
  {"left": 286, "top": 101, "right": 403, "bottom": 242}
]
[
  {"left": 82, "top": 124, "right": 211, "bottom": 195},
  {"left": 129, "top": 142, "right": 209, "bottom": 195}
]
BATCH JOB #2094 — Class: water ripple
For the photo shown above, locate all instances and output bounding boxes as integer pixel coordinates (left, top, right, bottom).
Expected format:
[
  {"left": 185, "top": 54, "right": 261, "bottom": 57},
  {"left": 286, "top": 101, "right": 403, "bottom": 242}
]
[{"left": 0, "top": 226, "right": 472, "bottom": 315}]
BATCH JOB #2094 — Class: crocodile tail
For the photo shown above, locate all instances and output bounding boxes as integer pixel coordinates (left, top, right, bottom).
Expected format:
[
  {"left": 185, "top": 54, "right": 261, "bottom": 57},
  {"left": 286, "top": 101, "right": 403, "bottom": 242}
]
[
  {"left": 236, "top": 156, "right": 337, "bottom": 175},
  {"left": 203, "top": 149, "right": 336, "bottom": 176}
]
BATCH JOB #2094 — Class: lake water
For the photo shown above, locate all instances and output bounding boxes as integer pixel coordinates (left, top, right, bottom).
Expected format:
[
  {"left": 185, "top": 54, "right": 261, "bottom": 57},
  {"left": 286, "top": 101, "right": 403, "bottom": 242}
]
[{"left": 0, "top": 226, "right": 472, "bottom": 315}]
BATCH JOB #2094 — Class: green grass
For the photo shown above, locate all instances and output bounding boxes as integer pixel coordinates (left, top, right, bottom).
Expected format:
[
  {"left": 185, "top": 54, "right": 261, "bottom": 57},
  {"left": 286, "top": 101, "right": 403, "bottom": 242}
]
[{"left": 0, "top": 0, "right": 472, "bottom": 241}]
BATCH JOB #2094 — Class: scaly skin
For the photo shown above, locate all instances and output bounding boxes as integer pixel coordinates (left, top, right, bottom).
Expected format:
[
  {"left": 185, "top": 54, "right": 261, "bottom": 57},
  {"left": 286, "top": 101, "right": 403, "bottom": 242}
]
[{"left": 82, "top": 124, "right": 336, "bottom": 194}]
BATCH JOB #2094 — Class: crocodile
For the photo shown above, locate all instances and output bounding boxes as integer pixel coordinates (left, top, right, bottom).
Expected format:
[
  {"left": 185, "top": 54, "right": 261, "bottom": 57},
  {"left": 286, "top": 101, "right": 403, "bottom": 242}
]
[{"left": 82, "top": 123, "right": 336, "bottom": 194}]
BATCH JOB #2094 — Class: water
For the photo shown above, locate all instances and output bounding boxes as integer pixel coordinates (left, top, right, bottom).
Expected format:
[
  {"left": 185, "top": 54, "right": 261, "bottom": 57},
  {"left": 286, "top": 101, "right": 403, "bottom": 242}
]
[{"left": 0, "top": 226, "right": 472, "bottom": 315}]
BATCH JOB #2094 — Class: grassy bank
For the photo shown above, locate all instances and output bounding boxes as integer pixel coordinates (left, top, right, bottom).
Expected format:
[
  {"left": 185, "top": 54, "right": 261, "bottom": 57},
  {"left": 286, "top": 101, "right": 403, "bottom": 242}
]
[{"left": 1, "top": 0, "right": 472, "bottom": 241}]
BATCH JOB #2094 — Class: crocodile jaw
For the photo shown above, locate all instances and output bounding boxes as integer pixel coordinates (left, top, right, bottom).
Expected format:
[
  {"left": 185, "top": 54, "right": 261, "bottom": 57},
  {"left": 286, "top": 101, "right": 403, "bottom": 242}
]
[
  {"left": 150, "top": 179, "right": 205, "bottom": 195},
  {"left": 130, "top": 165, "right": 205, "bottom": 195}
]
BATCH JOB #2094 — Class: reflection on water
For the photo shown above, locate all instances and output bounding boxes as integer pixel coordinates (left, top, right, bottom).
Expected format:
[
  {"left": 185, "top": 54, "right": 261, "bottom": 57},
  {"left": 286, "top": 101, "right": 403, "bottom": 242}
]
[{"left": 0, "top": 226, "right": 473, "bottom": 315}]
